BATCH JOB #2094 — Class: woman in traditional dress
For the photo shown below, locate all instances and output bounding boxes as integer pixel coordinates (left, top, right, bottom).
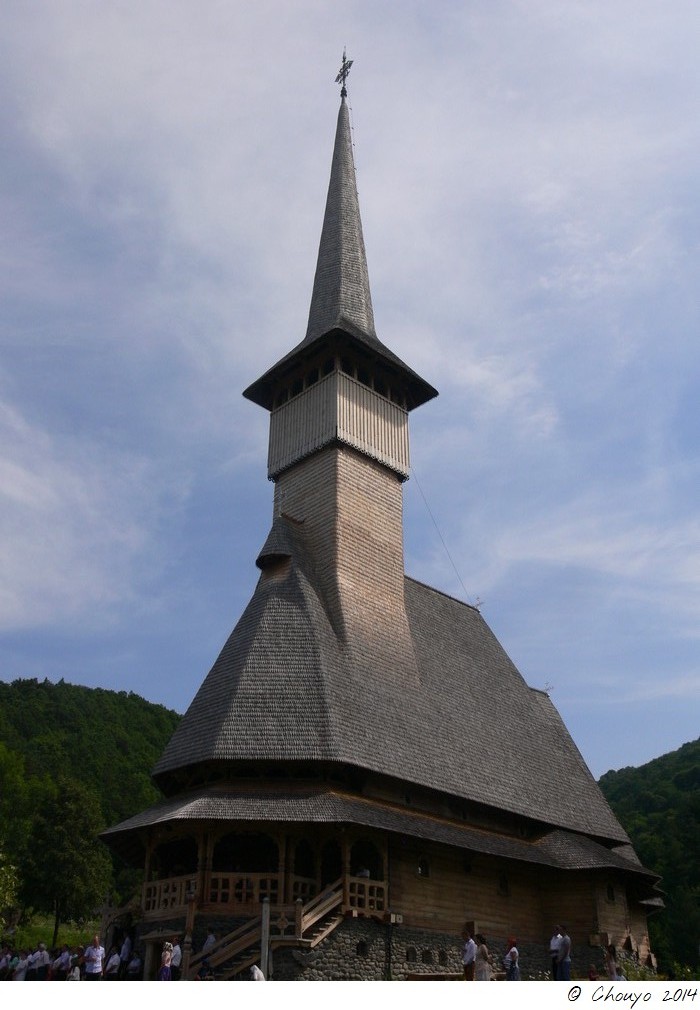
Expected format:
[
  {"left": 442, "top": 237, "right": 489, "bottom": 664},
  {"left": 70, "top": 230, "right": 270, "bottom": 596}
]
[
  {"left": 474, "top": 934, "right": 492, "bottom": 980},
  {"left": 157, "top": 941, "right": 173, "bottom": 981}
]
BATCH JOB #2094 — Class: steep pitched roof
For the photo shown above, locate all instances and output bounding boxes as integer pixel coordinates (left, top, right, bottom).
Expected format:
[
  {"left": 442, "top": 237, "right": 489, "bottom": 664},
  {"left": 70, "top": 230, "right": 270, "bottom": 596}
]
[
  {"left": 153, "top": 515, "right": 628, "bottom": 846},
  {"left": 242, "top": 97, "right": 437, "bottom": 411},
  {"left": 304, "top": 96, "right": 376, "bottom": 345}
]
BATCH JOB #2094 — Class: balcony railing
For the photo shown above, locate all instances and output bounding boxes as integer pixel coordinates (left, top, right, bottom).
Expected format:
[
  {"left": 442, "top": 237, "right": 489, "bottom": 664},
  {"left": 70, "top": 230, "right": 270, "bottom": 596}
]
[
  {"left": 143, "top": 870, "right": 385, "bottom": 920},
  {"left": 207, "top": 872, "right": 281, "bottom": 906},
  {"left": 347, "top": 875, "right": 386, "bottom": 913},
  {"left": 143, "top": 873, "right": 197, "bottom": 915}
]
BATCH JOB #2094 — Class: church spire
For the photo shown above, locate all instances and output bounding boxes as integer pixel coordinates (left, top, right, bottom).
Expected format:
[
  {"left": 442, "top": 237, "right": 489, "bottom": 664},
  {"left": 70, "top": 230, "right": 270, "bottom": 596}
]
[
  {"left": 303, "top": 53, "right": 376, "bottom": 345},
  {"left": 243, "top": 58, "right": 437, "bottom": 415}
]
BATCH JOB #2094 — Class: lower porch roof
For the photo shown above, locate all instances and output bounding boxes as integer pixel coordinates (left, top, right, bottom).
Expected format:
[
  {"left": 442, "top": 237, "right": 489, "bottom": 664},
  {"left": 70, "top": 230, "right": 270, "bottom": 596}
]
[{"left": 102, "top": 784, "right": 658, "bottom": 887}]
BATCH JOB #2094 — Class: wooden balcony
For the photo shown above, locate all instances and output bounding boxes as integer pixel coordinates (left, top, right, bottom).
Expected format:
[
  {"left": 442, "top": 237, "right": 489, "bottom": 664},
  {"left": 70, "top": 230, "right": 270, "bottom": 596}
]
[{"left": 142, "top": 871, "right": 386, "bottom": 922}]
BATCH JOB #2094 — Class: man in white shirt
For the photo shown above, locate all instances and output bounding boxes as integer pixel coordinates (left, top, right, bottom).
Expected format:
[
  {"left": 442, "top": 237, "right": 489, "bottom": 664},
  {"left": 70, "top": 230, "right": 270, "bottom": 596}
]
[
  {"left": 84, "top": 934, "right": 105, "bottom": 980},
  {"left": 105, "top": 946, "right": 121, "bottom": 978},
  {"left": 53, "top": 945, "right": 72, "bottom": 981},
  {"left": 462, "top": 928, "right": 477, "bottom": 980},
  {"left": 25, "top": 945, "right": 40, "bottom": 980},
  {"left": 13, "top": 951, "right": 29, "bottom": 981},
  {"left": 549, "top": 926, "right": 562, "bottom": 980},
  {"left": 36, "top": 943, "right": 50, "bottom": 980}
]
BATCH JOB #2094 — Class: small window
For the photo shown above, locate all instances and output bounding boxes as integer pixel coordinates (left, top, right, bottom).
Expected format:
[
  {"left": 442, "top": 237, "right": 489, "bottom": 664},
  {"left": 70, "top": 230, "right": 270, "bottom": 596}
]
[
  {"left": 323, "top": 357, "right": 335, "bottom": 375},
  {"left": 306, "top": 368, "right": 319, "bottom": 387},
  {"left": 417, "top": 857, "right": 430, "bottom": 878},
  {"left": 438, "top": 950, "right": 448, "bottom": 967},
  {"left": 275, "top": 389, "right": 288, "bottom": 407},
  {"left": 356, "top": 941, "right": 368, "bottom": 957},
  {"left": 357, "top": 367, "right": 370, "bottom": 387},
  {"left": 374, "top": 377, "right": 386, "bottom": 397},
  {"left": 421, "top": 950, "right": 433, "bottom": 965},
  {"left": 340, "top": 357, "right": 353, "bottom": 375},
  {"left": 291, "top": 378, "right": 303, "bottom": 397},
  {"left": 405, "top": 947, "right": 417, "bottom": 963}
]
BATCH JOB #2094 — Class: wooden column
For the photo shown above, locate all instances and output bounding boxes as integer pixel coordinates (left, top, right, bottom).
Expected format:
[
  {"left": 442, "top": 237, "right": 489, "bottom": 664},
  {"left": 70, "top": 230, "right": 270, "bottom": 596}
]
[
  {"left": 279, "top": 831, "right": 288, "bottom": 903},
  {"left": 342, "top": 833, "right": 351, "bottom": 910},
  {"left": 261, "top": 897, "right": 271, "bottom": 979}
]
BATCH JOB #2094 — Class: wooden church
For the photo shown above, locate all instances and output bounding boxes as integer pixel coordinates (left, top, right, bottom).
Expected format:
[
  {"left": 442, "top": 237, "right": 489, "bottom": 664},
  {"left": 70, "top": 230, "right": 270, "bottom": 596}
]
[{"left": 104, "top": 62, "right": 661, "bottom": 980}]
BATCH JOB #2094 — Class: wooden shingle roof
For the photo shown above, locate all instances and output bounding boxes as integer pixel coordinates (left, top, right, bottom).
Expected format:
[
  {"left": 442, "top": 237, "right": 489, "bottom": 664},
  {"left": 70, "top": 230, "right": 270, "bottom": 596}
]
[
  {"left": 102, "top": 783, "right": 656, "bottom": 887},
  {"left": 242, "top": 97, "right": 437, "bottom": 412},
  {"left": 152, "top": 515, "right": 629, "bottom": 846}
]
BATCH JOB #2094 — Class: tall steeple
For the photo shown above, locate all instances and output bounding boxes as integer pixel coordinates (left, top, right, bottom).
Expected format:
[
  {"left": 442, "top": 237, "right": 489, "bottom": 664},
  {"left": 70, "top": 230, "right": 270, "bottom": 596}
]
[
  {"left": 242, "top": 55, "right": 435, "bottom": 672},
  {"left": 303, "top": 77, "right": 376, "bottom": 345},
  {"left": 243, "top": 57, "right": 437, "bottom": 478}
]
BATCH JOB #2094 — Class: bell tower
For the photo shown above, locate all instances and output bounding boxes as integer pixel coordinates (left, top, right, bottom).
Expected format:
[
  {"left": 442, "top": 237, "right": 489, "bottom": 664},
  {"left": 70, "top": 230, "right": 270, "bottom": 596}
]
[{"left": 243, "top": 58, "right": 437, "bottom": 677}]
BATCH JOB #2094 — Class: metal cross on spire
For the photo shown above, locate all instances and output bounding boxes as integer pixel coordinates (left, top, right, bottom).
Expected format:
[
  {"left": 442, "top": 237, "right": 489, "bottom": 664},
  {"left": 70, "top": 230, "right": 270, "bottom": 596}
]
[{"left": 335, "top": 48, "right": 353, "bottom": 97}]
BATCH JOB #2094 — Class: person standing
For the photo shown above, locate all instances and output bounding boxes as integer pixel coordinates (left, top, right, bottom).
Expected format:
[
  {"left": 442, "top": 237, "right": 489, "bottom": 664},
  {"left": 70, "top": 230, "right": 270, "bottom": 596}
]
[
  {"left": 201, "top": 929, "right": 216, "bottom": 955},
  {"left": 104, "top": 946, "right": 121, "bottom": 979},
  {"left": 549, "top": 926, "right": 562, "bottom": 980},
  {"left": 604, "top": 944, "right": 618, "bottom": 980},
  {"left": 503, "top": 937, "right": 520, "bottom": 980},
  {"left": 84, "top": 934, "right": 105, "bottom": 980},
  {"left": 170, "top": 936, "right": 182, "bottom": 980},
  {"left": 474, "top": 934, "right": 491, "bottom": 980},
  {"left": 36, "top": 943, "right": 50, "bottom": 980},
  {"left": 25, "top": 945, "right": 39, "bottom": 981},
  {"left": 119, "top": 933, "right": 132, "bottom": 978},
  {"left": 126, "top": 951, "right": 142, "bottom": 980},
  {"left": 157, "top": 941, "right": 173, "bottom": 981},
  {"left": 557, "top": 926, "right": 572, "bottom": 981},
  {"left": 53, "top": 945, "right": 72, "bottom": 981},
  {"left": 462, "top": 927, "right": 477, "bottom": 980},
  {"left": 13, "top": 950, "right": 29, "bottom": 981}
]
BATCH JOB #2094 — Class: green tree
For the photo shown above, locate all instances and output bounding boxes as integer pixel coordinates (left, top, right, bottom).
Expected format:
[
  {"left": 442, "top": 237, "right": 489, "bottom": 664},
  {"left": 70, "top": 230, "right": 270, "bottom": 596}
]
[
  {"left": 0, "top": 850, "right": 18, "bottom": 930},
  {"left": 19, "top": 777, "right": 112, "bottom": 946}
]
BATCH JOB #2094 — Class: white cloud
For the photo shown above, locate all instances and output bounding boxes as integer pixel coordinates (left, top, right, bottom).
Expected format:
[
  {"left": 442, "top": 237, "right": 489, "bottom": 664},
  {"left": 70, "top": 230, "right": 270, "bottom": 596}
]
[
  {"left": 0, "top": 397, "right": 168, "bottom": 631},
  {"left": 0, "top": 1, "right": 698, "bottom": 769}
]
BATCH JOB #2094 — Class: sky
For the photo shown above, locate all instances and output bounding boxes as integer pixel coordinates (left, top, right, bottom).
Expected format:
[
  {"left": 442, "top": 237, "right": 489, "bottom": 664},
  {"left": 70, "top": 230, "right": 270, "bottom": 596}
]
[{"left": 1, "top": 1, "right": 699, "bottom": 780}]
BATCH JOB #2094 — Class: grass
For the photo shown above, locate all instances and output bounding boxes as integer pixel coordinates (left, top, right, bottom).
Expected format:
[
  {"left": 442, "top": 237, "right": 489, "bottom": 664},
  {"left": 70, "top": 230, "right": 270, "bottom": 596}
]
[{"left": 2, "top": 915, "right": 101, "bottom": 953}]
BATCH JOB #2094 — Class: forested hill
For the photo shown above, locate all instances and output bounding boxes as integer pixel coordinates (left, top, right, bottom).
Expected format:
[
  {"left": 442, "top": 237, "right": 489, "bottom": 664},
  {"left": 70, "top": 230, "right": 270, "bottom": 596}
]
[
  {"left": 598, "top": 738, "right": 700, "bottom": 974},
  {"left": 0, "top": 678, "right": 180, "bottom": 828}
]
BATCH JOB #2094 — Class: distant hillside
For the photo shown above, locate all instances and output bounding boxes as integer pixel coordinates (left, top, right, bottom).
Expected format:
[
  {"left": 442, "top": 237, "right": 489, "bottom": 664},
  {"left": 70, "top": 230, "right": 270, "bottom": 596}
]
[
  {"left": 599, "top": 738, "right": 700, "bottom": 974},
  {"left": 0, "top": 678, "right": 180, "bottom": 828}
]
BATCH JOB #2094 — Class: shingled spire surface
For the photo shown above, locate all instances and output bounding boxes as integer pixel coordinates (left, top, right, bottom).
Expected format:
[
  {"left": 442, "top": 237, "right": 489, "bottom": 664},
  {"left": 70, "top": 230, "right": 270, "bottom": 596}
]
[
  {"left": 243, "top": 89, "right": 437, "bottom": 412},
  {"left": 303, "top": 95, "right": 376, "bottom": 344}
]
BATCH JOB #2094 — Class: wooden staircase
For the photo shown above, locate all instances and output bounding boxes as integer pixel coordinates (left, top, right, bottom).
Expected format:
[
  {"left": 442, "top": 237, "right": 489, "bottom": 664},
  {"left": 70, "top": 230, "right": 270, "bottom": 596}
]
[{"left": 184, "top": 877, "right": 345, "bottom": 979}]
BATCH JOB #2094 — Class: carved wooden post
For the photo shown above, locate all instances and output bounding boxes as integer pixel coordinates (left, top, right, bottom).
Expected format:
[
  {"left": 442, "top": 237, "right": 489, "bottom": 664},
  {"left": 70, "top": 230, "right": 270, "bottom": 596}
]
[
  {"left": 342, "top": 834, "right": 351, "bottom": 910},
  {"left": 295, "top": 898, "right": 304, "bottom": 939},
  {"left": 261, "top": 896, "right": 271, "bottom": 980},
  {"left": 182, "top": 880, "right": 197, "bottom": 979},
  {"left": 279, "top": 830, "right": 287, "bottom": 904}
]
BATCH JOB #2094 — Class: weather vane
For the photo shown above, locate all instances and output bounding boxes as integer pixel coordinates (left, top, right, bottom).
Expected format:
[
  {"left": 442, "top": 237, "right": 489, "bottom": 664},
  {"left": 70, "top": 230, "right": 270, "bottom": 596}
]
[{"left": 335, "top": 48, "right": 353, "bottom": 97}]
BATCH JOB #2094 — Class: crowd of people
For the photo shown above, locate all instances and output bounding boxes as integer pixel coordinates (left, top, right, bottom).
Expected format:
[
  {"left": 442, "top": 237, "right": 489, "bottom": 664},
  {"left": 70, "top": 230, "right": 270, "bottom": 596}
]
[
  {"left": 0, "top": 929, "right": 266, "bottom": 982},
  {"left": 461, "top": 922, "right": 577, "bottom": 981},
  {"left": 2, "top": 920, "right": 625, "bottom": 981},
  {"left": 461, "top": 926, "right": 522, "bottom": 981},
  {"left": 0, "top": 932, "right": 158, "bottom": 981}
]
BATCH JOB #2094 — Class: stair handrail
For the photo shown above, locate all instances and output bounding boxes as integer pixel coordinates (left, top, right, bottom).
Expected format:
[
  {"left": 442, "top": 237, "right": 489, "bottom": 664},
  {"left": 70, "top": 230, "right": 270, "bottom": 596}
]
[
  {"left": 301, "top": 877, "right": 343, "bottom": 934},
  {"left": 188, "top": 915, "right": 262, "bottom": 973}
]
